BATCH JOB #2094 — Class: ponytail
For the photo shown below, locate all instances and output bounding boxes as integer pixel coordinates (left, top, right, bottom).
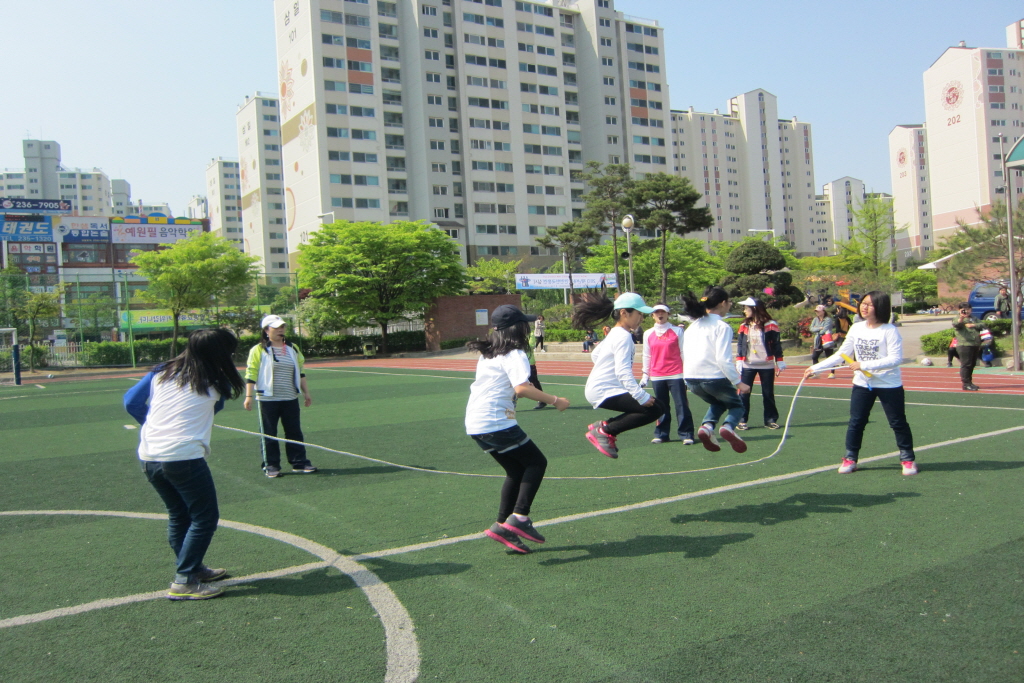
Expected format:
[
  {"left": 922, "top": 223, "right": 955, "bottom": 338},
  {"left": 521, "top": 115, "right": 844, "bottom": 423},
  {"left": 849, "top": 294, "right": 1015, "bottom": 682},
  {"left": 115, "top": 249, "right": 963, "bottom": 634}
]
[
  {"left": 681, "top": 286, "right": 730, "bottom": 320},
  {"left": 466, "top": 321, "right": 530, "bottom": 359},
  {"left": 572, "top": 292, "right": 615, "bottom": 330}
]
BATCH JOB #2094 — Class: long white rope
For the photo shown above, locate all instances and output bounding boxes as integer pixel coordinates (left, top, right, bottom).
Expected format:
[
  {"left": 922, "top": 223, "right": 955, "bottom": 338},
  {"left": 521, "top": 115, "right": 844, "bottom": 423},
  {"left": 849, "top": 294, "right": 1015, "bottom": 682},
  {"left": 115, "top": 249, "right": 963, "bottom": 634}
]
[{"left": 214, "top": 375, "right": 807, "bottom": 481}]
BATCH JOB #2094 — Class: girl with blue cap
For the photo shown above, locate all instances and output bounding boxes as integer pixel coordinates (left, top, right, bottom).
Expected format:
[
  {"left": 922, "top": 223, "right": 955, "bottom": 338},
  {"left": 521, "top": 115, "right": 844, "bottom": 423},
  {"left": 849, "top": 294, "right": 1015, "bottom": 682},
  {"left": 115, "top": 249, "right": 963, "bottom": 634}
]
[{"left": 572, "top": 292, "right": 666, "bottom": 459}]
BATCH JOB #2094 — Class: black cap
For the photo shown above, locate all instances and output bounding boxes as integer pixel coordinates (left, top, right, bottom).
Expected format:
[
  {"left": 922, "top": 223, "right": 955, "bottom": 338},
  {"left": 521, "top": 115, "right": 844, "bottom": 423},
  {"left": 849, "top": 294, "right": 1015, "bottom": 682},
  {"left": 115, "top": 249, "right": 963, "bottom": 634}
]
[{"left": 490, "top": 304, "right": 537, "bottom": 330}]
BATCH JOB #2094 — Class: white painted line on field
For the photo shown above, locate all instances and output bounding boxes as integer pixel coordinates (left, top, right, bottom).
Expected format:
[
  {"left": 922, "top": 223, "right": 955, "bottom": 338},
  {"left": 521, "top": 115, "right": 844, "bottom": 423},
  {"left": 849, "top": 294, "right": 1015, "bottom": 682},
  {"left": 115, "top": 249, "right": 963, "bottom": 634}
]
[
  {"left": 34, "top": 384, "right": 45, "bottom": 389},
  {"left": 0, "top": 511, "right": 420, "bottom": 683},
  {"left": 352, "top": 423, "right": 1024, "bottom": 561}
]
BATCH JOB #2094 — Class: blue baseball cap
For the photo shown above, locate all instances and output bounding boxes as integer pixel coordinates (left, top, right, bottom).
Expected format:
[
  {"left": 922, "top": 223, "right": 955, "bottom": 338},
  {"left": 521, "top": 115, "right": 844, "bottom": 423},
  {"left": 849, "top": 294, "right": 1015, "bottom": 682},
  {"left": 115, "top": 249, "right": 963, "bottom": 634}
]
[{"left": 613, "top": 292, "right": 655, "bottom": 314}]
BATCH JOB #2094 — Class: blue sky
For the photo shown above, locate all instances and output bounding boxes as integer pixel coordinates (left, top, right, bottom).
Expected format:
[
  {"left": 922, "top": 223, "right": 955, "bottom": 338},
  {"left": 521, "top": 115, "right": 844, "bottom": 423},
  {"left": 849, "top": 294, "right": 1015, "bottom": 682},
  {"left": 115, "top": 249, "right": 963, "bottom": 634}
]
[{"left": 0, "top": 1, "right": 1016, "bottom": 214}]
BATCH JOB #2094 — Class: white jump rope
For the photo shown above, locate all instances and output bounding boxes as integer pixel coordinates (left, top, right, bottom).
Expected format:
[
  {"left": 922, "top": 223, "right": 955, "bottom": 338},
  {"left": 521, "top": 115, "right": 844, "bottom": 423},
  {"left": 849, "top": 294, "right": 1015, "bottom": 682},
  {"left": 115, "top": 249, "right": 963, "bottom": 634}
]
[{"left": 217, "top": 374, "right": 811, "bottom": 481}]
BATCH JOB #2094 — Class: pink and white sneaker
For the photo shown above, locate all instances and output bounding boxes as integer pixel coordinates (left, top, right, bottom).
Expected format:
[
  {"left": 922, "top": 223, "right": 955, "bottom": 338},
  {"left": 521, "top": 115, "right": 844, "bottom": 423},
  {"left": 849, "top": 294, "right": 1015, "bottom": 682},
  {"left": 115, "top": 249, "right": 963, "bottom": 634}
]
[
  {"left": 586, "top": 422, "right": 619, "bottom": 458},
  {"left": 697, "top": 424, "right": 721, "bottom": 452},
  {"left": 719, "top": 424, "right": 747, "bottom": 454},
  {"left": 838, "top": 458, "right": 858, "bottom": 474},
  {"left": 901, "top": 460, "right": 918, "bottom": 476}
]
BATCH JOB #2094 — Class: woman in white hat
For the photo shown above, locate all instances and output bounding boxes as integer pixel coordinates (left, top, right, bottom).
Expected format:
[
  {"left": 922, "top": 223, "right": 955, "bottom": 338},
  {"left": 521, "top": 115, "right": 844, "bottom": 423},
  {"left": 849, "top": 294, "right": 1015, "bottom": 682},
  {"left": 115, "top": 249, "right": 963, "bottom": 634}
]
[
  {"left": 640, "top": 303, "right": 695, "bottom": 445},
  {"left": 243, "top": 315, "right": 316, "bottom": 478},
  {"left": 572, "top": 292, "right": 665, "bottom": 459},
  {"left": 734, "top": 297, "right": 785, "bottom": 430}
]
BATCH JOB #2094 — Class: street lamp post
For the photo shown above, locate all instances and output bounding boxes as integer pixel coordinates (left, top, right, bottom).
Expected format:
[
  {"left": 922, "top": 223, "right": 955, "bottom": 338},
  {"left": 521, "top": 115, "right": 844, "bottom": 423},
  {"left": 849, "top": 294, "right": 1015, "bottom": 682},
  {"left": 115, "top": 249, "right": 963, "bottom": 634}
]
[
  {"left": 621, "top": 214, "right": 636, "bottom": 292},
  {"left": 1001, "top": 135, "right": 1023, "bottom": 371},
  {"left": 317, "top": 212, "right": 335, "bottom": 224}
]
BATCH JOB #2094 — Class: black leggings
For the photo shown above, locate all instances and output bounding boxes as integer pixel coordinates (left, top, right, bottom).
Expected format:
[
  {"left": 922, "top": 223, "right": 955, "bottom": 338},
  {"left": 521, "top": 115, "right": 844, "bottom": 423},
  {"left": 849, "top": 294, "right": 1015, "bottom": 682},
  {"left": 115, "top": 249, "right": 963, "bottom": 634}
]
[
  {"left": 598, "top": 393, "right": 666, "bottom": 436},
  {"left": 490, "top": 440, "right": 547, "bottom": 520}
]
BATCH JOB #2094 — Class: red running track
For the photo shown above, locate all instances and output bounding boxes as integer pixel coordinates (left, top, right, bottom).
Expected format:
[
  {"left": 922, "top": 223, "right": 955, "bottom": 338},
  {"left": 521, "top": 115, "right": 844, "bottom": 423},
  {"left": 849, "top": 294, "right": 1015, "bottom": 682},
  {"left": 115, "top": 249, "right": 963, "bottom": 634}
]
[{"left": 317, "top": 357, "right": 1024, "bottom": 396}]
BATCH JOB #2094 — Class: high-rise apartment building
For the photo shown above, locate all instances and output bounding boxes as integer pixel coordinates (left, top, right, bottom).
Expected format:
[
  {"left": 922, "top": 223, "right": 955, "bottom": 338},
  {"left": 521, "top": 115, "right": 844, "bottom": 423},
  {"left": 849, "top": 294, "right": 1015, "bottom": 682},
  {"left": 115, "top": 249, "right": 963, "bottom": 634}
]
[
  {"left": 236, "top": 93, "right": 291, "bottom": 283},
  {"left": 820, "top": 176, "right": 866, "bottom": 246},
  {"left": 890, "top": 20, "right": 1024, "bottom": 255},
  {"left": 204, "top": 158, "right": 243, "bottom": 248},
  {"left": 670, "top": 89, "right": 821, "bottom": 254},
  {"left": 272, "top": 0, "right": 674, "bottom": 267},
  {"left": 888, "top": 125, "right": 932, "bottom": 259},
  {"left": 111, "top": 180, "right": 132, "bottom": 216}
]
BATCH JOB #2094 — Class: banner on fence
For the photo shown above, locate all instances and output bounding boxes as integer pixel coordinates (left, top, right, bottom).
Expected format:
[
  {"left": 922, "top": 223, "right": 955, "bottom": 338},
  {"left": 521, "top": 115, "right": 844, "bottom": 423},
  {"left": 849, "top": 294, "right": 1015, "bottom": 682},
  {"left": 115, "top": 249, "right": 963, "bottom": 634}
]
[
  {"left": 515, "top": 273, "right": 617, "bottom": 290},
  {"left": 119, "top": 306, "right": 274, "bottom": 330}
]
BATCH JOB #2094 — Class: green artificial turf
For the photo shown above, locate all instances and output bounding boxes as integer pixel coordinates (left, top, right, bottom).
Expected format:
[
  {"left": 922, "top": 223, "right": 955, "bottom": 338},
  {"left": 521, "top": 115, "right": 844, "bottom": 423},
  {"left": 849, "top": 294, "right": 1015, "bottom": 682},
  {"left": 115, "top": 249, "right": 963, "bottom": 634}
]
[{"left": 1, "top": 370, "right": 1023, "bottom": 682}]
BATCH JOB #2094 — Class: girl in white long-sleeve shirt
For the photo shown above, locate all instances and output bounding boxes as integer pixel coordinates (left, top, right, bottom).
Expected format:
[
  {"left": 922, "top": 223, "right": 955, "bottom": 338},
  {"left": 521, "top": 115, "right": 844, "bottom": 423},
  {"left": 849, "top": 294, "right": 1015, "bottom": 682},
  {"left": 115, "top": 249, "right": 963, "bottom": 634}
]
[
  {"left": 573, "top": 292, "right": 664, "bottom": 459},
  {"left": 681, "top": 286, "right": 751, "bottom": 454},
  {"left": 803, "top": 291, "right": 917, "bottom": 476}
]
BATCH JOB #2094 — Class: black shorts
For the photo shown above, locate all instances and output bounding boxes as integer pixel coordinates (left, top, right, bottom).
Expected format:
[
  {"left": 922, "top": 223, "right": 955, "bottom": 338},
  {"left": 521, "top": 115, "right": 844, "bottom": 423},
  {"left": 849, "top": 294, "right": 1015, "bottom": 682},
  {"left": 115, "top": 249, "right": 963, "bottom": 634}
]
[{"left": 470, "top": 425, "right": 531, "bottom": 454}]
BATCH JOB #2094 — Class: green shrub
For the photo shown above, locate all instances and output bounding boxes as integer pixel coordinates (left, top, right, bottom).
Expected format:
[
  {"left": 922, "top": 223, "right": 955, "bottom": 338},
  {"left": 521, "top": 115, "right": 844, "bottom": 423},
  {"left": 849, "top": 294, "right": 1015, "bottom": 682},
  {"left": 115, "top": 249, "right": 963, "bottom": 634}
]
[
  {"left": 545, "top": 328, "right": 588, "bottom": 342},
  {"left": 540, "top": 304, "right": 573, "bottom": 323},
  {"left": 920, "top": 329, "right": 1003, "bottom": 356},
  {"left": 441, "top": 336, "right": 477, "bottom": 350}
]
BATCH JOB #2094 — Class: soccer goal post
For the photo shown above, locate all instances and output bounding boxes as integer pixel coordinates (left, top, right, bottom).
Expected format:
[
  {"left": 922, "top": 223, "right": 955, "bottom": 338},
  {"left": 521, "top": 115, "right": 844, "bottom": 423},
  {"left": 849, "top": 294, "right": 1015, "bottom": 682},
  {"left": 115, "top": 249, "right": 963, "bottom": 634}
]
[{"left": 0, "top": 328, "right": 21, "bottom": 386}]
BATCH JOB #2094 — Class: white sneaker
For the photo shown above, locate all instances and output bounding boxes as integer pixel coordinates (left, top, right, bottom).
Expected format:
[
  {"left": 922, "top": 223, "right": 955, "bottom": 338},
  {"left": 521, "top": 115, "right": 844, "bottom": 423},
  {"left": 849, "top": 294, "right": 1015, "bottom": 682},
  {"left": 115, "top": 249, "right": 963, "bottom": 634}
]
[
  {"left": 682, "top": 438, "right": 695, "bottom": 446},
  {"left": 697, "top": 425, "right": 720, "bottom": 452},
  {"left": 719, "top": 424, "right": 748, "bottom": 454},
  {"left": 838, "top": 458, "right": 858, "bottom": 474},
  {"left": 651, "top": 437, "right": 664, "bottom": 444},
  {"left": 901, "top": 461, "right": 918, "bottom": 476}
]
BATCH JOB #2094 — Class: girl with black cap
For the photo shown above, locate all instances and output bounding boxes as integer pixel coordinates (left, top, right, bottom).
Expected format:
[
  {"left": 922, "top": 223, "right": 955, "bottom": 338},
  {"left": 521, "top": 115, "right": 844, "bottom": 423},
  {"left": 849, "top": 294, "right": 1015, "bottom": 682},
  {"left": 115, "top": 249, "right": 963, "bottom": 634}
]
[
  {"left": 465, "top": 304, "right": 570, "bottom": 554},
  {"left": 573, "top": 291, "right": 666, "bottom": 459}
]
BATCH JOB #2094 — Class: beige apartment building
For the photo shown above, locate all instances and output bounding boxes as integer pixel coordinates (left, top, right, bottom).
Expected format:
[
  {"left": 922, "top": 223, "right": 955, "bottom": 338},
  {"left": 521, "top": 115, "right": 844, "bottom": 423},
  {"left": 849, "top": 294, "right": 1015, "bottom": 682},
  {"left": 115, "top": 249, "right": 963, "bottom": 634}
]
[
  {"left": 204, "top": 158, "right": 243, "bottom": 248},
  {"left": 670, "top": 89, "right": 821, "bottom": 255},
  {"left": 890, "top": 19, "right": 1024, "bottom": 256},
  {"left": 236, "top": 93, "right": 292, "bottom": 283},
  {"left": 271, "top": 0, "right": 677, "bottom": 267}
]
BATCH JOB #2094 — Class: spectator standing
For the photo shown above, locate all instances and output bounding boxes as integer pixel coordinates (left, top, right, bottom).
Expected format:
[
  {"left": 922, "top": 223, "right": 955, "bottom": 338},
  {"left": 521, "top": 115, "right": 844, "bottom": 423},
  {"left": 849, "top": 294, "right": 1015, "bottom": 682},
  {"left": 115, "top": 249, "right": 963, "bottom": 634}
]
[{"left": 952, "top": 303, "right": 982, "bottom": 391}]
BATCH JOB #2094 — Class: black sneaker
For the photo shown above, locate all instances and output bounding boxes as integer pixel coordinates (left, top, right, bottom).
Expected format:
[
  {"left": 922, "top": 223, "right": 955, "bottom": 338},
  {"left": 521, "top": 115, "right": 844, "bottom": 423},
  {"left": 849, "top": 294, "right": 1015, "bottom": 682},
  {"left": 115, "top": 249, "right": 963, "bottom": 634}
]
[
  {"left": 484, "top": 523, "right": 530, "bottom": 553},
  {"left": 264, "top": 466, "right": 281, "bottom": 478},
  {"left": 500, "top": 515, "right": 546, "bottom": 543},
  {"left": 534, "top": 402, "right": 547, "bottom": 409},
  {"left": 292, "top": 463, "right": 318, "bottom": 473}
]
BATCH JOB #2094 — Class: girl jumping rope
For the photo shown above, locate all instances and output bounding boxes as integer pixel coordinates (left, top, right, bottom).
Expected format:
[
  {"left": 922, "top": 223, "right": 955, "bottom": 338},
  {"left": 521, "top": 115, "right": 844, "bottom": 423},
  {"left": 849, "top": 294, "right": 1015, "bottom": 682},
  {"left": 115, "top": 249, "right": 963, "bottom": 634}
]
[
  {"left": 465, "top": 305, "right": 569, "bottom": 554},
  {"left": 573, "top": 292, "right": 665, "bottom": 459},
  {"left": 124, "top": 328, "right": 245, "bottom": 600},
  {"left": 803, "top": 291, "right": 918, "bottom": 476},
  {"left": 681, "top": 286, "right": 751, "bottom": 453}
]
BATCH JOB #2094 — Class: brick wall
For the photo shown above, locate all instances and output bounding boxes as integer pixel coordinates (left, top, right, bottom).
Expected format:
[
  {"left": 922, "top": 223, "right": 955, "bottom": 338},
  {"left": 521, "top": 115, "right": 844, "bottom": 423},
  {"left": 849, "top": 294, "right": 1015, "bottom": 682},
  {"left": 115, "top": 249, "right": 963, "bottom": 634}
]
[{"left": 425, "top": 294, "right": 522, "bottom": 352}]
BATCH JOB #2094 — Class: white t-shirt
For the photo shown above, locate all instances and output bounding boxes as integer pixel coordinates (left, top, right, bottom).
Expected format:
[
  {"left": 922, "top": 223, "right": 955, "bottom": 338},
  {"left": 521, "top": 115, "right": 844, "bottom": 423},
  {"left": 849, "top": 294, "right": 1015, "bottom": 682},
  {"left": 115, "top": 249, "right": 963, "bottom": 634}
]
[
  {"left": 682, "top": 314, "right": 741, "bottom": 384},
  {"left": 585, "top": 326, "right": 651, "bottom": 408},
  {"left": 139, "top": 376, "right": 221, "bottom": 462},
  {"left": 465, "top": 349, "right": 532, "bottom": 435},
  {"left": 809, "top": 321, "right": 904, "bottom": 388}
]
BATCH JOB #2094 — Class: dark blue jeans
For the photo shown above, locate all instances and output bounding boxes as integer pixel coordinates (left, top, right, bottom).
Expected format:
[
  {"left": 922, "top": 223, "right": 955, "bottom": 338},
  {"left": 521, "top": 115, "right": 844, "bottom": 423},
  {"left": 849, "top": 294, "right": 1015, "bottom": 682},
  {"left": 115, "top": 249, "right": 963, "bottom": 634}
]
[
  {"left": 143, "top": 458, "right": 220, "bottom": 584},
  {"left": 740, "top": 367, "right": 779, "bottom": 424},
  {"left": 685, "top": 378, "right": 745, "bottom": 429},
  {"left": 258, "top": 398, "right": 310, "bottom": 469},
  {"left": 846, "top": 385, "right": 915, "bottom": 461},
  {"left": 651, "top": 378, "right": 695, "bottom": 441}
]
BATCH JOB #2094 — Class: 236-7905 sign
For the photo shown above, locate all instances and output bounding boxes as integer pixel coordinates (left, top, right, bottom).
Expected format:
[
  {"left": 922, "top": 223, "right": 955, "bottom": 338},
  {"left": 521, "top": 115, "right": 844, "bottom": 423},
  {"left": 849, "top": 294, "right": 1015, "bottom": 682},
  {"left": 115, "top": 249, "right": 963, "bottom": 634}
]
[{"left": 0, "top": 198, "right": 72, "bottom": 212}]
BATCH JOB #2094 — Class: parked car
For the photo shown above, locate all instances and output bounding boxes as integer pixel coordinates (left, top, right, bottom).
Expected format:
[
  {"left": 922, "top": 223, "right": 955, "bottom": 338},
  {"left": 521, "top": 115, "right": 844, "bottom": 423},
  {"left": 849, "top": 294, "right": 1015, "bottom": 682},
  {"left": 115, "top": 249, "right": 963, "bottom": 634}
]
[{"left": 968, "top": 281, "right": 1024, "bottom": 320}]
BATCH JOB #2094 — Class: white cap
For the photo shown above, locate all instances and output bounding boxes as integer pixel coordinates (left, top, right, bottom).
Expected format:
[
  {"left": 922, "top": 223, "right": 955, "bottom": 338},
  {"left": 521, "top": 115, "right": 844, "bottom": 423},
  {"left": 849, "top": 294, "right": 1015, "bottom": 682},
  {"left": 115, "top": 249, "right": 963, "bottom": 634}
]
[
  {"left": 737, "top": 297, "right": 758, "bottom": 307},
  {"left": 651, "top": 304, "right": 671, "bottom": 313},
  {"left": 261, "top": 314, "right": 286, "bottom": 329}
]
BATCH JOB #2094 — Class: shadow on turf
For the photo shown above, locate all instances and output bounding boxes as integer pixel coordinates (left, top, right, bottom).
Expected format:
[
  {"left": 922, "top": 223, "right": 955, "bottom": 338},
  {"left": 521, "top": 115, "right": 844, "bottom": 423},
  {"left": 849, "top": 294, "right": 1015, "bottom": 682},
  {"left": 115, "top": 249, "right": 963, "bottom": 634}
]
[
  {"left": 222, "top": 558, "right": 473, "bottom": 596},
  {"left": 535, "top": 533, "right": 755, "bottom": 566},
  {"left": 857, "top": 460, "right": 1024, "bottom": 473},
  {"left": 670, "top": 491, "right": 920, "bottom": 527}
]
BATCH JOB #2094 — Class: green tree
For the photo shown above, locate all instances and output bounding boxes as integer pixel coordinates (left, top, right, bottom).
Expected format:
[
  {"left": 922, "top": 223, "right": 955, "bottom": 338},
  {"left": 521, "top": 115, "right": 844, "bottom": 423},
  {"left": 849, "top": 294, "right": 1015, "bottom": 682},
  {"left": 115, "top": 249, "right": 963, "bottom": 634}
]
[
  {"left": 627, "top": 173, "right": 715, "bottom": 302},
  {"left": 580, "top": 161, "right": 634, "bottom": 291},
  {"left": 13, "top": 287, "right": 64, "bottom": 372},
  {"left": 535, "top": 220, "right": 602, "bottom": 300},
  {"left": 298, "top": 220, "right": 465, "bottom": 354},
  {"left": 839, "top": 195, "right": 907, "bottom": 277},
  {"left": 719, "top": 240, "right": 804, "bottom": 307},
  {"left": 130, "top": 232, "right": 261, "bottom": 356},
  {"left": 937, "top": 199, "right": 1024, "bottom": 287},
  {"left": 583, "top": 236, "right": 727, "bottom": 302},
  {"left": 70, "top": 294, "right": 118, "bottom": 339},
  {"left": 0, "top": 266, "right": 29, "bottom": 333},
  {"left": 893, "top": 269, "right": 938, "bottom": 303},
  {"left": 466, "top": 257, "right": 522, "bottom": 294},
  {"left": 296, "top": 297, "right": 348, "bottom": 345}
]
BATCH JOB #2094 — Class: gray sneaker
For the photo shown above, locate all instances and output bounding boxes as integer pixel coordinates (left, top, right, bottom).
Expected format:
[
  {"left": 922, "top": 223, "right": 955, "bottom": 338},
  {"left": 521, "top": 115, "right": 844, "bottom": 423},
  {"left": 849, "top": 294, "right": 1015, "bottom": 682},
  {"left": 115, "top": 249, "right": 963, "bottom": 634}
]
[
  {"left": 485, "top": 523, "right": 531, "bottom": 553},
  {"left": 167, "top": 581, "right": 224, "bottom": 600},
  {"left": 585, "top": 422, "right": 619, "bottom": 458},
  {"left": 264, "top": 466, "right": 281, "bottom": 478},
  {"left": 195, "top": 566, "right": 227, "bottom": 582},
  {"left": 500, "top": 515, "right": 546, "bottom": 543}
]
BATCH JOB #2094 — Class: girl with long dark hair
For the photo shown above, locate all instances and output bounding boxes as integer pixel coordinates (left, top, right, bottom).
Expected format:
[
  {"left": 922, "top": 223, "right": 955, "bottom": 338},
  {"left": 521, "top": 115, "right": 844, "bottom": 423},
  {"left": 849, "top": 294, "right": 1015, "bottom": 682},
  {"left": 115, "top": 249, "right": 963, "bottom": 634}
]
[
  {"left": 573, "top": 291, "right": 664, "bottom": 459},
  {"left": 466, "top": 305, "right": 569, "bottom": 554},
  {"left": 734, "top": 297, "right": 785, "bottom": 430},
  {"left": 243, "top": 314, "right": 316, "bottom": 478},
  {"left": 680, "top": 286, "right": 751, "bottom": 453},
  {"left": 124, "top": 328, "right": 245, "bottom": 600},
  {"left": 803, "top": 291, "right": 918, "bottom": 475}
]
